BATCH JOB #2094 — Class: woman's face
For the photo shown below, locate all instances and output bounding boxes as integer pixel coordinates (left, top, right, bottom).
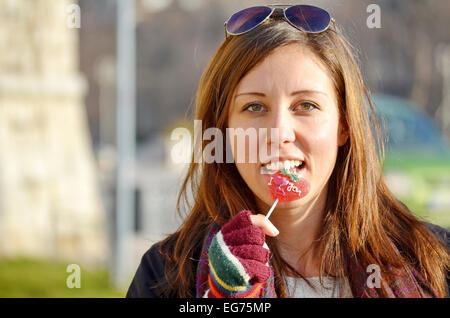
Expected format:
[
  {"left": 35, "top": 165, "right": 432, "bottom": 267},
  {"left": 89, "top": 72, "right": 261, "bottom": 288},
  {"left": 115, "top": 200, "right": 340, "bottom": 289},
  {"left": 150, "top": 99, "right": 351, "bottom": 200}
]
[{"left": 227, "top": 43, "right": 348, "bottom": 211}]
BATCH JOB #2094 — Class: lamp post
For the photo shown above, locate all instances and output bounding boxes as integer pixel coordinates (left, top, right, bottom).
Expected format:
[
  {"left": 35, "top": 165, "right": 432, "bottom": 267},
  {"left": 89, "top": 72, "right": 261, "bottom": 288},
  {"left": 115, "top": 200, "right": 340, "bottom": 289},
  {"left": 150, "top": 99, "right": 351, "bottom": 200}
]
[
  {"left": 435, "top": 44, "right": 450, "bottom": 144},
  {"left": 114, "top": 0, "right": 136, "bottom": 289}
]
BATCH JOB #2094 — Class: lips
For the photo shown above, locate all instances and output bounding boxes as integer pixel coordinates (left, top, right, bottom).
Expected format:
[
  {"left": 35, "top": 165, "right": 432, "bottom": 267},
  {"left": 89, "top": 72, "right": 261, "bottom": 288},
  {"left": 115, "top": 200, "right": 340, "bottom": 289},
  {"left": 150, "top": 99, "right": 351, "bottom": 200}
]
[{"left": 267, "top": 170, "right": 310, "bottom": 202}]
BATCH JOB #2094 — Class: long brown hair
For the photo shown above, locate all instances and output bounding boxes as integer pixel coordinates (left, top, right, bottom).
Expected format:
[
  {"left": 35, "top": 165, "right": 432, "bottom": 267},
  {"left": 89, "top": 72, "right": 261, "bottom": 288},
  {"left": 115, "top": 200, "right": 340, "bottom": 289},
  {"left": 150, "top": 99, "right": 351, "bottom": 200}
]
[{"left": 159, "top": 20, "right": 449, "bottom": 297}]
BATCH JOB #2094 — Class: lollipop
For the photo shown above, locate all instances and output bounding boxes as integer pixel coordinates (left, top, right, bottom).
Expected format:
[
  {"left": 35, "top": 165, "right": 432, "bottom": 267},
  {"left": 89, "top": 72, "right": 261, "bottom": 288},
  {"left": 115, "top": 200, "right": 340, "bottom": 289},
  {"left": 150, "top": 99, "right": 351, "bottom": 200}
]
[{"left": 265, "top": 167, "right": 310, "bottom": 219}]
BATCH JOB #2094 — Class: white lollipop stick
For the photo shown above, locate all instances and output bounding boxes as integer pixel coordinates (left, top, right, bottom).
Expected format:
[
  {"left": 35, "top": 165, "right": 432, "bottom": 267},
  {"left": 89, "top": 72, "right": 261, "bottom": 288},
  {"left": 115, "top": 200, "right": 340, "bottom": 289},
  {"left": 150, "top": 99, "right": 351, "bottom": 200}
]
[{"left": 265, "top": 198, "right": 279, "bottom": 220}]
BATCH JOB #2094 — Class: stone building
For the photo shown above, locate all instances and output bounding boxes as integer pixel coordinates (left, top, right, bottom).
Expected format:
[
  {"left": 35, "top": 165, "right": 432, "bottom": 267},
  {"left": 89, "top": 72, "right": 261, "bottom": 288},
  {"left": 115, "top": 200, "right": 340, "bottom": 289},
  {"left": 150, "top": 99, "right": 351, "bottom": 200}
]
[{"left": 0, "top": 0, "right": 108, "bottom": 265}]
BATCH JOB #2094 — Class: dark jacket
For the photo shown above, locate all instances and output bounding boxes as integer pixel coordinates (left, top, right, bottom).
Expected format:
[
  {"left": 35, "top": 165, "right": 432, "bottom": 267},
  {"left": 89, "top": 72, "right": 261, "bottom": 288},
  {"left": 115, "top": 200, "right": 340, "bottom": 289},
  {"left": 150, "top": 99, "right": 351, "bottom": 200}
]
[{"left": 126, "top": 222, "right": 450, "bottom": 298}]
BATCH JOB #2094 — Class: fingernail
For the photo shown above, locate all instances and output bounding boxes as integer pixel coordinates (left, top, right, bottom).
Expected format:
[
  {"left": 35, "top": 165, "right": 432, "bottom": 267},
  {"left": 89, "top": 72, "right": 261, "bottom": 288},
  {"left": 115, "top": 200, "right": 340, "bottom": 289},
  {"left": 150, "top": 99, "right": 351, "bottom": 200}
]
[{"left": 269, "top": 223, "right": 279, "bottom": 236}]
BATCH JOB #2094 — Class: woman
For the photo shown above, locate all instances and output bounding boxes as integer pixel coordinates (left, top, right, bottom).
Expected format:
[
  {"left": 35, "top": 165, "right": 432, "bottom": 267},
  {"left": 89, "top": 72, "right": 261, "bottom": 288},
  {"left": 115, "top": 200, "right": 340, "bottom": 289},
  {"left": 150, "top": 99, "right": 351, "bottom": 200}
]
[{"left": 127, "top": 5, "right": 449, "bottom": 298}]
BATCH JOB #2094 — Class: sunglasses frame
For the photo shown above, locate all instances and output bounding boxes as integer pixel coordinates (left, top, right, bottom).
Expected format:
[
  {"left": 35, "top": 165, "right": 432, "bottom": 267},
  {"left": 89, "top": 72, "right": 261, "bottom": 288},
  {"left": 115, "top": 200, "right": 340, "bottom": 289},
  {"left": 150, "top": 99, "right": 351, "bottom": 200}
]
[{"left": 224, "top": 4, "right": 335, "bottom": 38}]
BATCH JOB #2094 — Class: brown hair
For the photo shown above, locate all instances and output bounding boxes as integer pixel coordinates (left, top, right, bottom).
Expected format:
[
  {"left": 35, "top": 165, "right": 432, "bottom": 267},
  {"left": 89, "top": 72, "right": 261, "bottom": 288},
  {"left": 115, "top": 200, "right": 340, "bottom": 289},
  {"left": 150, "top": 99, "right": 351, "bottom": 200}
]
[{"left": 159, "top": 20, "right": 449, "bottom": 297}]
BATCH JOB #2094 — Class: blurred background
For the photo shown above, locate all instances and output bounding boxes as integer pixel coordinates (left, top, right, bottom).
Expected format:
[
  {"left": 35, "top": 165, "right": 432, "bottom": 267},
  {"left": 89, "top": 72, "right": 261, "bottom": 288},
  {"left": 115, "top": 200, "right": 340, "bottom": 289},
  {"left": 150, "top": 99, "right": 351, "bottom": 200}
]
[{"left": 0, "top": 0, "right": 449, "bottom": 297}]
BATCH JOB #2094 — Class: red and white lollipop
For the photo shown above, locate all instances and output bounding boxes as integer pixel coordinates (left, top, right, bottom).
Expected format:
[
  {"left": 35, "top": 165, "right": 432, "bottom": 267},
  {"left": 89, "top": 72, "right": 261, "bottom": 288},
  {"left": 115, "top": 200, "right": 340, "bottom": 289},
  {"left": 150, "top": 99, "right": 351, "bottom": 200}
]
[{"left": 265, "top": 168, "right": 310, "bottom": 219}]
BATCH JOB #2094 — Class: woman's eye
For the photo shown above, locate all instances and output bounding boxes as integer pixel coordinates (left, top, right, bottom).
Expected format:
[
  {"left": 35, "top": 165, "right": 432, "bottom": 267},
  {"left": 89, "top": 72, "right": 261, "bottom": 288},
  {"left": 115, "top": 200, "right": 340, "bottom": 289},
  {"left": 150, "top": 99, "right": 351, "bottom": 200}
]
[
  {"left": 244, "top": 103, "right": 266, "bottom": 113},
  {"left": 294, "top": 102, "right": 318, "bottom": 112}
]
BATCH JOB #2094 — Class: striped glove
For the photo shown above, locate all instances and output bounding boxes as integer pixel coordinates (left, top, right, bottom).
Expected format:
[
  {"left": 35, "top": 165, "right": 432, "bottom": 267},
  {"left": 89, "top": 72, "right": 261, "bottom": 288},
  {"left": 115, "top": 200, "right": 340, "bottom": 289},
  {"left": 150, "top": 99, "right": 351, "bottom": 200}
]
[{"left": 205, "top": 210, "right": 271, "bottom": 298}]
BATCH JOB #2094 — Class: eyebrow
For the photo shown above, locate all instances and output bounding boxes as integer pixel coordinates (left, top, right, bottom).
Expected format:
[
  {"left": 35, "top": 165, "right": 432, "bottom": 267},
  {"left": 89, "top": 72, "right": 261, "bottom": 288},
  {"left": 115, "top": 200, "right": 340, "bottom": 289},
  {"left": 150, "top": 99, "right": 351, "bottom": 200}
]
[{"left": 234, "top": 89, "right": 328, "bottom": 99}]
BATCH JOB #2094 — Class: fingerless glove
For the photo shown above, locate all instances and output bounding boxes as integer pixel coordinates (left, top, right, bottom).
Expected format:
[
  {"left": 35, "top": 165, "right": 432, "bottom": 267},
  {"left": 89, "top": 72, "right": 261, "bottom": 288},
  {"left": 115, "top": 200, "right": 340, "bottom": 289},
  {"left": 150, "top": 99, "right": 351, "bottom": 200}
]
[{"left": 204, "top": 210, "right": 271, "bottom": 298}]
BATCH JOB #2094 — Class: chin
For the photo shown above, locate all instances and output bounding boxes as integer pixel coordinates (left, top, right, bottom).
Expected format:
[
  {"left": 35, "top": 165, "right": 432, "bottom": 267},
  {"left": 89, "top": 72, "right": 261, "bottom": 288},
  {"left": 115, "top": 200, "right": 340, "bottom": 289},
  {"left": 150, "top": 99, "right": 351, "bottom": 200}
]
[
  {"left": 255, "top": 191, "right": 306, "bottom": 211},
  {"left": 277, "top": 197, "right": 306, "bottom": 207}
]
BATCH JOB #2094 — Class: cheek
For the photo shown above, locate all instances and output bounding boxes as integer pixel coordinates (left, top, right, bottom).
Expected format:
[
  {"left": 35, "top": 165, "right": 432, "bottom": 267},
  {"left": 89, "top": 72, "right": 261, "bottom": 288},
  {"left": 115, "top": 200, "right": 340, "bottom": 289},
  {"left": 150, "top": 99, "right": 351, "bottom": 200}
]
[
  {"left": 227, "top": 118, "right": 264, "bottom": 164},
  {"left": 305, "top": 116, "right": 340, "bottom": 163},
  {"left": 228, "top": 118, "right": 264, "bottom": 195},
  {"left": 313, "top": 117, "right": 338, "bottom": 143}
]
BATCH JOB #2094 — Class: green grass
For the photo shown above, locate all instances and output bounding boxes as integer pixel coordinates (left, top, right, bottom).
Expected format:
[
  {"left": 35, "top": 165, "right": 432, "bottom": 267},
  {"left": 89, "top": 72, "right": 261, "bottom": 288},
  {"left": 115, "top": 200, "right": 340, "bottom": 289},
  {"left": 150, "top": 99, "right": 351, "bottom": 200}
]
[
  {"left": 402, "top": 201, "right": 450, "bottom": 230},
  {"left": 0, "top": 258, "right": 125, "bottom": 298},
  {"left": 383, "top": 152, "right": 450, "bottom": 230}
]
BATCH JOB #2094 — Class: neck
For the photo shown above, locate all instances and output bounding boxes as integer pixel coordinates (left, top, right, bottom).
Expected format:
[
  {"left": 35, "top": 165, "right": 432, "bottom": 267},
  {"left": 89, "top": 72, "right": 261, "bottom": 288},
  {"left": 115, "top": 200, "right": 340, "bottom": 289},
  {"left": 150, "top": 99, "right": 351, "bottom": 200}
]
[{"left": 258, "top": 184, "right": 329, "bottom": 277}]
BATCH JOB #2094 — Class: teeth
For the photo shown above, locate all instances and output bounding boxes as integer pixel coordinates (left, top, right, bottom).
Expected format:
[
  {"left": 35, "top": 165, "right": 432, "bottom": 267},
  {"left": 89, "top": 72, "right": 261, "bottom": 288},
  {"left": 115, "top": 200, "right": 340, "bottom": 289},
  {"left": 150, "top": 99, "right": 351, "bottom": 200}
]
[{"left": 263, "top": 160, "right": 303, "bottom": 171}]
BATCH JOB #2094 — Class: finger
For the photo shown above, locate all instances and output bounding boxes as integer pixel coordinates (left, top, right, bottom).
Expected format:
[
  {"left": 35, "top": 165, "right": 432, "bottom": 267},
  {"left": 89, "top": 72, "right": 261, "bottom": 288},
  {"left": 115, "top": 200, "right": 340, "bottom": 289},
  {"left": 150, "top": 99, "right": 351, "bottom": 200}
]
[
  {"left": 249, "top": 214, "right": 279, "bottom": 237},
  {"left": 222, "top": 226, "right": 265, "bottom": 246},
  {"left": 241, "top": 259, "right": 271, "bottom": 283},
  {"left": 222, "top": 210, "right": 253, "bottom": 233},
  {"left": 229, "top": 244, "right": 270, "bottom": 263}
]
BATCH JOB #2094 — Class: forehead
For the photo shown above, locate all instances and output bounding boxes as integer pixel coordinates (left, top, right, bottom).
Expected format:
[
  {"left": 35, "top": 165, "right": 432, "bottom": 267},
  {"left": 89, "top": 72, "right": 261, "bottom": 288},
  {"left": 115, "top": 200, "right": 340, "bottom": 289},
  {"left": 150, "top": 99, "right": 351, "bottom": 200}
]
[{"left": 234, "top": 43, "right": 335, "bottom": 97}]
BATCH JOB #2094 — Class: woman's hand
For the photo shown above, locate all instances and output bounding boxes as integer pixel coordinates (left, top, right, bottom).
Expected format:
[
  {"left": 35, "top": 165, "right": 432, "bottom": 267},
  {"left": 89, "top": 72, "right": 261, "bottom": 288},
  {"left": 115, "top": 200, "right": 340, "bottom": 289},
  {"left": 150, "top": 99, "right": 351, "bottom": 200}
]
[
  {"left": 204, "top": 210, "right": 277, "bottom": 297},
  {"left": 249, "top": 213, "right": 279, "bottom": 237}
]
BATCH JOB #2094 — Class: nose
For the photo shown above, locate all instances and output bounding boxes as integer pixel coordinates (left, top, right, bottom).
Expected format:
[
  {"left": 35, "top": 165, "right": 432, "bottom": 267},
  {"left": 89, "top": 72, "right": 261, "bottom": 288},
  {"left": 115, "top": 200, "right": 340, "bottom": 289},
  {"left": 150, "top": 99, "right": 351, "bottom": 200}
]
[{"left": 267, "top": 107, "right": 296, "bottom": 145}]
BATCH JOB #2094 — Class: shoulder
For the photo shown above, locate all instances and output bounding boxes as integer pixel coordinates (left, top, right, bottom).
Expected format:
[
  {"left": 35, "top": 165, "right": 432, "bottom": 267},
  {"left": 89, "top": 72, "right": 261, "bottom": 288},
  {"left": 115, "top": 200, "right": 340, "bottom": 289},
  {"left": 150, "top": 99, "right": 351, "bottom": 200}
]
[
  {"left": 423, "top": 222, "right": 450, "bottom": 248},
  {"left": 423, "top": 222, "right": 450, "bottom": 297},
  {"left": 126, "top": 242, "right": 167, "bottom": 298}
]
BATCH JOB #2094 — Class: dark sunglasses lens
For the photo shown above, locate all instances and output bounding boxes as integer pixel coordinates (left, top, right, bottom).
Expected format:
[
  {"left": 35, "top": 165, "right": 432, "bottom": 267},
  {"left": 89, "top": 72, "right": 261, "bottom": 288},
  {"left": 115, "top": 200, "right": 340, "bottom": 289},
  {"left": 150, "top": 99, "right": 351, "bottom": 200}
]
[
  {"left": 285, "top": 5, "right": 331, "bottom": 32},
  {"left": 226, "top": 6, "right": 272, "bottom": 35}
]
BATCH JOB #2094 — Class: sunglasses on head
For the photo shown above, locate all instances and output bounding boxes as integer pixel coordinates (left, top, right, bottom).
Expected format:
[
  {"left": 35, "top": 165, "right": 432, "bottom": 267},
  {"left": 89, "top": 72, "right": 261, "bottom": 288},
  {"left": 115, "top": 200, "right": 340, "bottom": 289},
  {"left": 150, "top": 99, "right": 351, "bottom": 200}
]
[{"left": 224, "top": 4, "right": 334, "bottom": 38}]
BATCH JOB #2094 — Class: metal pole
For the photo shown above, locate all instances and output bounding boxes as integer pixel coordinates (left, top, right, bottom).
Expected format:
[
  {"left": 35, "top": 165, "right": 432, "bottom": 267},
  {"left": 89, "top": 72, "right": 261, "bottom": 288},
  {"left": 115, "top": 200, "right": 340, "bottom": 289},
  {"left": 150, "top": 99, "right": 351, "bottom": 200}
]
[{"left": 114, "top": 0, "right": 136, "bottom": 289}]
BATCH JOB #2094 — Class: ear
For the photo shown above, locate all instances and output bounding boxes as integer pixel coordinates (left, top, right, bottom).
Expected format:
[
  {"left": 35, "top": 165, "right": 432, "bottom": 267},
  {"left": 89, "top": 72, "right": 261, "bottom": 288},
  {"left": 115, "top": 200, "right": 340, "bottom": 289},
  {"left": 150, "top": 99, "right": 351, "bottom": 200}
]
[{"left": 338, "top": 121, "right": 349, "bottom": 147}]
